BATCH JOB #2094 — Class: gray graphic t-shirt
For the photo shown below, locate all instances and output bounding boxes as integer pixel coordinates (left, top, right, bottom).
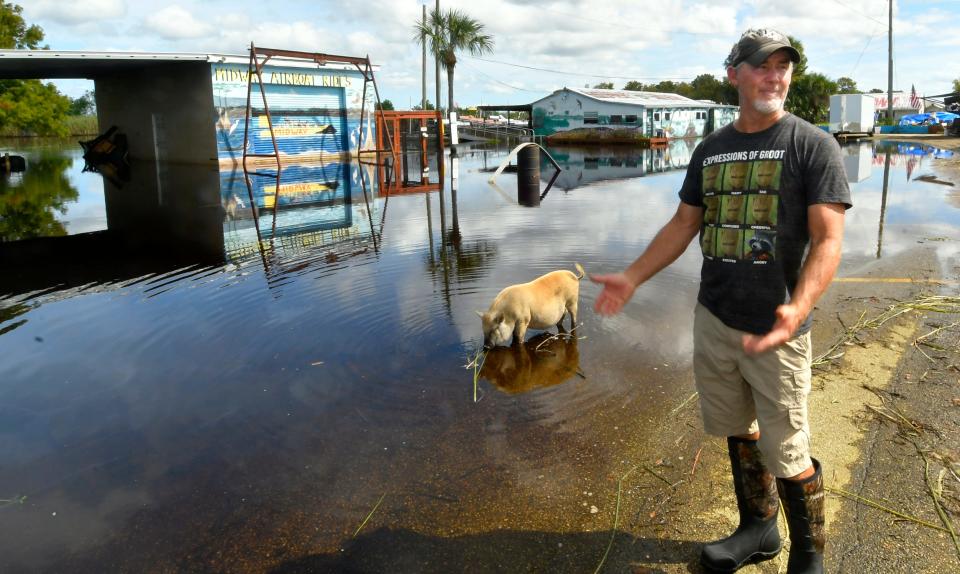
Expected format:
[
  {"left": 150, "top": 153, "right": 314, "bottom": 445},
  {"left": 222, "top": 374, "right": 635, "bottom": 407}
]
[{"left": 679, "top": 114, "right": 852, "bottom": 335}]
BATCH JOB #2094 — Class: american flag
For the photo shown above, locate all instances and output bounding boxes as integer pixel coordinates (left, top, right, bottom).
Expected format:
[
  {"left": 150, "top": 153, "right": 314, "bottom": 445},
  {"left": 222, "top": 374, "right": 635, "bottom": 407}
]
[{"left": 910, "top": 84, "right": 924, "bottom": 112}]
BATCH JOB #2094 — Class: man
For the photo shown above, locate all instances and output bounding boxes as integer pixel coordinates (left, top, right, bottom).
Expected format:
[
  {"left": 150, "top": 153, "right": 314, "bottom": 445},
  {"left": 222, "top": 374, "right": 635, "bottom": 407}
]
[{"left": 591, "top": 28, "right": 850, "bottom": 574}]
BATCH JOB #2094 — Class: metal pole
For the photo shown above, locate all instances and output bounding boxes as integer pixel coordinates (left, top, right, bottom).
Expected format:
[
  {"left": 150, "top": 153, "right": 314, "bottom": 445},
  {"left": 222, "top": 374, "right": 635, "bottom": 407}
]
[
  {"left": 435, "top": 0, "right": 441, "bottom": 115},
  {"left": 886, "top": 0, "right": 893, "bottom": 124},
  {"left": 359, "top": 62, "right": 369, "bottom": 170},
  {"left": 421, "top": 4, "right": 427, "bottom": 111}
]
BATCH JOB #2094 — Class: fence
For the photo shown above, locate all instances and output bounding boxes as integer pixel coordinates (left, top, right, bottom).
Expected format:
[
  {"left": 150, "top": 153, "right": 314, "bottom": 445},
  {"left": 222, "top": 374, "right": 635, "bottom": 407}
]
[{"left": 457, "top": 122, "right": 544, "bottom": 145}]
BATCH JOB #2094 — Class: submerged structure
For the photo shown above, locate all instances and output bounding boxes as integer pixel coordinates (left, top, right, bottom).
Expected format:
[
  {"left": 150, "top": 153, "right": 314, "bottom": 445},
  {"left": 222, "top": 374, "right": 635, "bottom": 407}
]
[
  {"left": 0, "top": 48, "right": 440, "bottom": 280},
  {"left": 0, "top": 49, "right": 377, "bottom": 165},
  {"left": 531, "top": 87, "right": 738, "bottom": 138}
]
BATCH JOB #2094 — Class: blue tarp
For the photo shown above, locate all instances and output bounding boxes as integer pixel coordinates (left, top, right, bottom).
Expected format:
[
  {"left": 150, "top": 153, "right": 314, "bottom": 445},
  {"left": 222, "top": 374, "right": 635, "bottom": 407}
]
[{"left": 898, "top": 112, "right": 959, "bottom": 126}]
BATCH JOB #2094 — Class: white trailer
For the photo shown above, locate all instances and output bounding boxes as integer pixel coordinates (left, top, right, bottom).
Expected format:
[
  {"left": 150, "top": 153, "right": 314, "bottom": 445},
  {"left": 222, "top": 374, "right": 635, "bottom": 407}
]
[{"left": 829, "top": 94, "right": 875, "bottom": 134}]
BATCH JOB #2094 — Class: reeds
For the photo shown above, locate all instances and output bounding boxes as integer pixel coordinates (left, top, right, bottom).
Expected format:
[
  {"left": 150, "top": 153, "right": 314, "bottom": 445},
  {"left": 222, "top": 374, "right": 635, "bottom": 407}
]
[
  {"left": 814, "top": 295, "right": 960, "bottom": 368},
  {"left": 0, "top": 495, "right": 26, "bottom": 508},
  {"left": 353, "top": 492, "right": 387, "bottom": 538},
  {"left": 465, "top": 347, "right": 487, "bottom": 403}
]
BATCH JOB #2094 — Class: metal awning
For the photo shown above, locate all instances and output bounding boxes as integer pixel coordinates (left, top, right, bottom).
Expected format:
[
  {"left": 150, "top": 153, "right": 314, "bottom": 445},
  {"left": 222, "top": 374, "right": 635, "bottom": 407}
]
[
  {"left": 0, "top": 50, "right": 365, "bottom": 80},
  {"left": 0, "top": 50, "right": 212, "bottom": 79}
]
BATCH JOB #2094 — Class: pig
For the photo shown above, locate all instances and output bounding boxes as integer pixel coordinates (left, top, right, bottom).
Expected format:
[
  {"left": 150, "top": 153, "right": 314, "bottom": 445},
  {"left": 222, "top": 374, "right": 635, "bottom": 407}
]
[{"left": 478, "top": 263, "right": 584, "bottom": 348}]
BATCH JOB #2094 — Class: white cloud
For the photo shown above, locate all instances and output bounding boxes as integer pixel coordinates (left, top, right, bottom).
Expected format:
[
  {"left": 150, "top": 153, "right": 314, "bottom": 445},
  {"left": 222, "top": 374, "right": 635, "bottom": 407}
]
[
  {"left": 26, "top": 0, "right": 958, "bottom": 108},
  {"left": 26, "top": 0, "right": 127, "bottom": 25},
  {"left": 143, "top": 5, "right": 212, "bottom": 40}
]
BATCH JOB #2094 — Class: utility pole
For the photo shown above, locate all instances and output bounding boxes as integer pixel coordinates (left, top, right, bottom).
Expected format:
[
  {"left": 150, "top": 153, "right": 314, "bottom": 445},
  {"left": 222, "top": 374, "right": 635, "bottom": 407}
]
[
  {"left": 435, "top": 0, "right": 441, "bottom": 115},
  {"left": 887, "top": 0, "right": 893, "bottom": 124},
  {"left": 421, "top": 3, "right": 426, "bottom": 110}
]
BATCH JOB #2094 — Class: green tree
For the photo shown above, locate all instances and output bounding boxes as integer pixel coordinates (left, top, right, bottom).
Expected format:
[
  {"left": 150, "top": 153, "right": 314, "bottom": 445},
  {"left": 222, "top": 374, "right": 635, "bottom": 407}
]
[
  {"left": 0, "top": 79, "right": 70, "bottom": 136},
  {"left": 868, "top": 88, "right": 884, "bottom": 94},
  {"left": 623, "top": 81, "right": 646, "bottom": 91},
  {"left": 835, "top": 76, "right": 858, "bottom": 94},
  {"left": 683, "top": 74, "right": 739, "bottom": 105},
  {"left": 414, "top": 8, "right": 493, "bottom": 115},
  {"left": 0, "top": 1, "right": 44, "bottom": 49},
  {"left": 787, "top": 73, "right": 837, "bottom": 124},
  {"left": 648, "top": 80, "right": 682, "bottom": 94},
  {"left": 593, "top": 81, "right": 613, "bottom": 89},
  {"left": 413, "top": 100, "right": 435, "bottom": 111},
  {"left": 375, "top": 99, "right": 394, "bottom": 111},
  {"left": 786, "top": 36, "right": 808, "bottom": 76},
  {"left": 69, "top": 89, "right": 96, "bottom": 115},
  {"left": 953, "top": 78, "right": 960, "bottom": 93},
  {"left": 0, "top": 3, "right": 71, "bottom": 135},
  {"left": 688, "top": 74, "right": 721, "bottom": 101}
]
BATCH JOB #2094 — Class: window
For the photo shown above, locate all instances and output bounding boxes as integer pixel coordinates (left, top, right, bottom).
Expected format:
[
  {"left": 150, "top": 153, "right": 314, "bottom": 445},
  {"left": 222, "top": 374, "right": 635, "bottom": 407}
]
[
  {"left": 664, "top": 111, "right": 672, "bottom": 121},
  {"left": 625, "top": 114, "right": 638, "bottom": 123},
  {"left": 583, "top": 111, "right": 599, "bottom": 124},
  {"left": 653, "top": 112, "right": 660, "bottom": 121},
  {"left": 610, "top": 115, "right": 623, "bottom": 124}
]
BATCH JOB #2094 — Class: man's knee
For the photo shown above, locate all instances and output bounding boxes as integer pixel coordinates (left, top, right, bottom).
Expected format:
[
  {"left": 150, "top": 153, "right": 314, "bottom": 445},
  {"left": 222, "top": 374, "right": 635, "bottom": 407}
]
[{"left": 757, "top": 423, "right": 810, "bottom": 477}]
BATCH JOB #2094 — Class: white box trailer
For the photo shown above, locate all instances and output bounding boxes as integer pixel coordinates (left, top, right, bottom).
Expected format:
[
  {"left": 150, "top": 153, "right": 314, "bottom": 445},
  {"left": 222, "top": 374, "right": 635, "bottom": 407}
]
[{"left": 829, "top": 94, "right": 875, "bottom": 134}]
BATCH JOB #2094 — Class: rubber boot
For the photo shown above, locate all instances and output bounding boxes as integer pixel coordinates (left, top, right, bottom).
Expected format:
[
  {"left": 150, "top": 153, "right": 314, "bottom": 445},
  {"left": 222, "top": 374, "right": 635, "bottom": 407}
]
[
  {"left": 700, "top": 437, "right": 782, "bottom": 572},
  {"left": 777, "top": 458, "right": 825, "bottom": 574}
]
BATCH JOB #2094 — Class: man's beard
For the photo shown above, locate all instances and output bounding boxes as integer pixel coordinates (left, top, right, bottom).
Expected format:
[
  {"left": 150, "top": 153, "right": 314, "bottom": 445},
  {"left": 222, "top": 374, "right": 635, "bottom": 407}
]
[{"left": 753, "top": 95, "right": 785, "bottom": 115}]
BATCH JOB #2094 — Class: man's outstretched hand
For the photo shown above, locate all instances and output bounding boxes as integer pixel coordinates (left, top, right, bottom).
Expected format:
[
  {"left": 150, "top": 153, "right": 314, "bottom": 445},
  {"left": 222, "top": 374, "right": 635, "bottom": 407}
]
[
  {"left": 590, "top": 273, "right": 636, "bottom": 316},
  {"left": 742, "top": 303, "right": 804, "bottom": 355}
]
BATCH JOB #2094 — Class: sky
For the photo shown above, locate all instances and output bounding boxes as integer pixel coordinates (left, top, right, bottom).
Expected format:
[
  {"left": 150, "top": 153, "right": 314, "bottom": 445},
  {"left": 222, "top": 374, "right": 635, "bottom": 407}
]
[{"left": 22, "top": 0, "right": 960, "bottom": 108}]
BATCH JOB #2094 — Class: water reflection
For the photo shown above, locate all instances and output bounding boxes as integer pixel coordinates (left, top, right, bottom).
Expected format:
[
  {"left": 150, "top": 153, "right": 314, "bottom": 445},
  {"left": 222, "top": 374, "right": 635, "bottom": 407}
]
[
  {"left": 479, "top": 332, "right": 581, "bottom": 395},
  {"left": 840, "top": 139, "right": 960, "bottom": 266},
  {"left": 0, "top": 153, "right": 79, "bottom": 241},
  {"left": 877, "top": 149, "right": 892, "bottom": 259},
  {"left": 548, "top": 139, "right": 697, "bottom": 191}
]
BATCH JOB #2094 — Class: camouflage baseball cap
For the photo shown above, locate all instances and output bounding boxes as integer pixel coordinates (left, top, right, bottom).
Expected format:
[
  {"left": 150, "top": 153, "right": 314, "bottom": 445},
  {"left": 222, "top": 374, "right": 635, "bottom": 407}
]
[{"left": 724, "top": 28, "right": 800, "bottom": 68}]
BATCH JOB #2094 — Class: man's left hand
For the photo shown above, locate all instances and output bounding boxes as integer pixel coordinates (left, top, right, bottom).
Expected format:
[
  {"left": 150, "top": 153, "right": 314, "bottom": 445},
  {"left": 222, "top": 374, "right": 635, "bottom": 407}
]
[{"left": 742, "top": 303, "right": 804, "bottom": 355}]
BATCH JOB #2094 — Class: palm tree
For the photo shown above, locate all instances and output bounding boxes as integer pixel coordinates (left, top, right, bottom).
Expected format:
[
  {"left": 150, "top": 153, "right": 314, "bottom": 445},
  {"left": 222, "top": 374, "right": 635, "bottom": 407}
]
[{"left": 414, "top": 8, "right": 494, "bottom": 114}]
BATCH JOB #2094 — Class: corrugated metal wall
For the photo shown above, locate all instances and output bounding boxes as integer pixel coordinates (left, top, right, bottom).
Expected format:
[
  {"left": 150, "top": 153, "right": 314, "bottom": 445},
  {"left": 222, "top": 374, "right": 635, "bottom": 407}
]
[{"left": 246, "top": 85, "right": 348, "bottom": 157}]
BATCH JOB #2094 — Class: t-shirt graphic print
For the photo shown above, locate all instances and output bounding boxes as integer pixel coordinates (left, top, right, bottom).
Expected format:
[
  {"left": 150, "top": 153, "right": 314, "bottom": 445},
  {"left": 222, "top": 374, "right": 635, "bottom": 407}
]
[{"left": 700, "top": 158, "right": 781, "bottom": 264}]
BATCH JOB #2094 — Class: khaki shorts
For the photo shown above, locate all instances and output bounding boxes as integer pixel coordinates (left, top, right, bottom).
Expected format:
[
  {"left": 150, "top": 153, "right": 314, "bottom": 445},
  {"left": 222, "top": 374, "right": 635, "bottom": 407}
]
[{"left": 693, "top": 303, "right": 813, "bottom": 477}]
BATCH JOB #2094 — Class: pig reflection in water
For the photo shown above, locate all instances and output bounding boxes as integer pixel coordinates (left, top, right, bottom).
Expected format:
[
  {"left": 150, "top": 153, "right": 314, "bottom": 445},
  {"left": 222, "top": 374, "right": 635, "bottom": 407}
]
[{"left": 479, "top": 333, "right": 581, "bottom": 395}]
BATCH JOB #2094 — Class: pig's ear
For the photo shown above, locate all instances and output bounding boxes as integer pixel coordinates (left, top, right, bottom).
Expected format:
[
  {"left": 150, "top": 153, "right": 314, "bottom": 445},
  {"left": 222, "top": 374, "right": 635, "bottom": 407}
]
[
  {"left": 494, "top": 313, "right": 504, "bottom": 324},
  {"left": 475, "top": 310, "right": 484, "bottom": 318}
]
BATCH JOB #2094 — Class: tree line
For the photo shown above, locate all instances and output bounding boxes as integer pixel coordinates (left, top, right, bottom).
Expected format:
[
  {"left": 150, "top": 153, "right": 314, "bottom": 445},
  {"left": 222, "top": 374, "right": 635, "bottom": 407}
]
[{"left": 591, "top": 37, "right": 891, "bottom": 125}]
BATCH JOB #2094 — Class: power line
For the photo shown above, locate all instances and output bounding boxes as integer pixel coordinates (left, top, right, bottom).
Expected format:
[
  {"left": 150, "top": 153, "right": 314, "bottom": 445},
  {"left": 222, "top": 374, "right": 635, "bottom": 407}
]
[
  {"left": 827, "top": 0, "right": 888, "bottom": 27},
  {"left": 848, "top": 22, "right": 883, "bottom": 78},
  {"left": 459, "top": 60, "right": 542, "bottom": 93},
  {"left": 465, "top": 55, "right": 693, "bottom": 82}
]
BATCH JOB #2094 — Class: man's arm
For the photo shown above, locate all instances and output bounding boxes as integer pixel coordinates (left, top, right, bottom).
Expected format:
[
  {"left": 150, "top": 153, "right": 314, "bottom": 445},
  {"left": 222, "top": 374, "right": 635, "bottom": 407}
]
[
  {"left": 742, "top": 202, "right": 846, "bottom": 354},
  {"left": 592, "top": 201, "right": 703, "bottom": 316}
]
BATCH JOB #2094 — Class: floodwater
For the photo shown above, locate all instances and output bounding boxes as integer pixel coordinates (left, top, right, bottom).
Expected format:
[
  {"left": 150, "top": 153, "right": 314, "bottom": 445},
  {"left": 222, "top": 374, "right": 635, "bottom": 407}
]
[{"left": 0, "top": 136, "right": 958, "bottom": 573}]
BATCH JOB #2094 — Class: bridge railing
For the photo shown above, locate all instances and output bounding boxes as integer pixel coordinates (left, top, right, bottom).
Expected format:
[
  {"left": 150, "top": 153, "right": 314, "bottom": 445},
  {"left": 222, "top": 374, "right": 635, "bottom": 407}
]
[{"left": 457, "top": 122, "right": 545, "bottom": 145}]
